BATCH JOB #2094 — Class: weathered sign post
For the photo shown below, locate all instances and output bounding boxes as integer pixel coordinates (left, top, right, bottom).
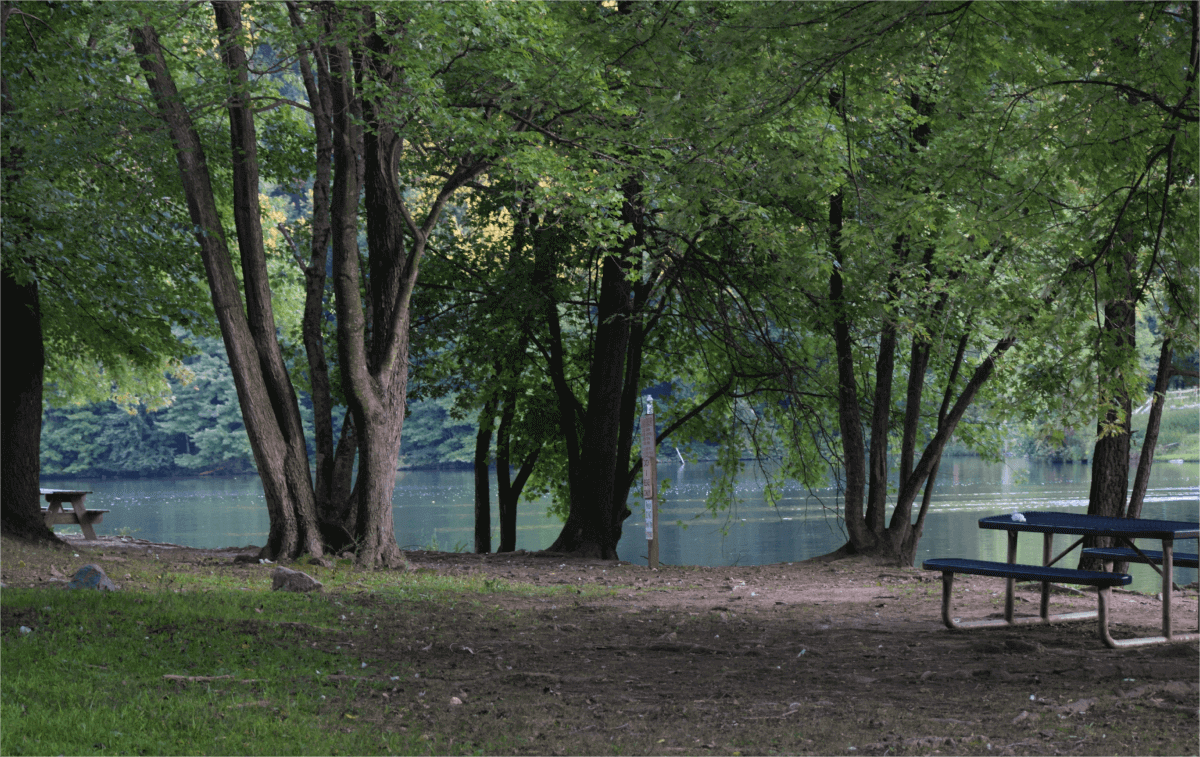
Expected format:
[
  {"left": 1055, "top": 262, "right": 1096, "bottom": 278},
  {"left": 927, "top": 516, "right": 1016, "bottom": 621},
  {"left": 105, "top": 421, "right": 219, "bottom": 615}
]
[{"left": 641, "top": 396, "right": 658, "bottom": 568}]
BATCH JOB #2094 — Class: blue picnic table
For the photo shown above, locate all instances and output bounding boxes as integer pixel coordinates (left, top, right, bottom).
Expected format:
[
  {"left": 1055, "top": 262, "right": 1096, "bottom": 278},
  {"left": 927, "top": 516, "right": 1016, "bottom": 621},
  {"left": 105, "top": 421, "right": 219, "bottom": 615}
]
[{"left": 925, "top": 511, "right": 1199, "bottom": 648}]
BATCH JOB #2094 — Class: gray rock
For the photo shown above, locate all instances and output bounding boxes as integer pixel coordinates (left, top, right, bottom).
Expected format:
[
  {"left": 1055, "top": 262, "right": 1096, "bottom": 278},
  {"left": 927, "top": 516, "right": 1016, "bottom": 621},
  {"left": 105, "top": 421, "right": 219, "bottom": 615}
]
[
  {"left": 271, "top": 566, "right": 323, "bottom": 593},
  {"left": 67, "top": 564, "right": 117, "bottom": 591}
]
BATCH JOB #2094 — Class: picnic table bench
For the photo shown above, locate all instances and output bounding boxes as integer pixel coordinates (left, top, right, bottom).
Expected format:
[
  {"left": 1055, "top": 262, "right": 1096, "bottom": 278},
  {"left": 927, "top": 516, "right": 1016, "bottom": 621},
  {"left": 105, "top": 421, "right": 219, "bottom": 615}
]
[
  {"left": 1081, "top": 547, "right": 1199, "bottom": 570},
  {"left": 40, "top": 488, "right": 107, "bottom": 540},
  {"left": 922, "top": 557, "right": 1132, "bottom": 640}
]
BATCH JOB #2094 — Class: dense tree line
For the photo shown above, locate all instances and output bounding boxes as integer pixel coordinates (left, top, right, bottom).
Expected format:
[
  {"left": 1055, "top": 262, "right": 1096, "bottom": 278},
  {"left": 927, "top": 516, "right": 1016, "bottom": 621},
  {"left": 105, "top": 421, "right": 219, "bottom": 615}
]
[
  {"left": 38, "top": 333, "right": 482, "bottom": 478},
  {"left": 3, "top": 1, "right": 1195, "bottom": 565}
]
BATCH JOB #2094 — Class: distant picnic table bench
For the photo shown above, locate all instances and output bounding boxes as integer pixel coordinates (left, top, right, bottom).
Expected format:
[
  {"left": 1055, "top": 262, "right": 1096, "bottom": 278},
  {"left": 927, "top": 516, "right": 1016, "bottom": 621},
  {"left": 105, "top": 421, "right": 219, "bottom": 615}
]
[
  {"left": 1080, "top": 547, "right": 1199, "bottom": 569},
  {"left": 40, "top": 488, "right": 107, "bottom": 540}
]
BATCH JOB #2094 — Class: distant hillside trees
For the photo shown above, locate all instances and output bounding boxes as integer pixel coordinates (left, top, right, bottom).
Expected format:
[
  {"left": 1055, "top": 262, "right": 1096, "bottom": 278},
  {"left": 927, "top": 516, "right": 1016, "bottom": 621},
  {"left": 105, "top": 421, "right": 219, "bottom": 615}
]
[{"left": 39, "top": 333, "right": 479, "bottom": 479}]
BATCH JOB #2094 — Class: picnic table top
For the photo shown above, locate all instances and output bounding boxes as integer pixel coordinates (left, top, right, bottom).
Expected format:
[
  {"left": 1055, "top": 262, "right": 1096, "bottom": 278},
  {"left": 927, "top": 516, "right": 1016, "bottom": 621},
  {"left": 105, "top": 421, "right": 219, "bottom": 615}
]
[
  {"left": 979, "top": 511, "right": 1199, "bottom": 540},
  {"left": 39, "top": 488, "right": 93, "bottom": 497}
]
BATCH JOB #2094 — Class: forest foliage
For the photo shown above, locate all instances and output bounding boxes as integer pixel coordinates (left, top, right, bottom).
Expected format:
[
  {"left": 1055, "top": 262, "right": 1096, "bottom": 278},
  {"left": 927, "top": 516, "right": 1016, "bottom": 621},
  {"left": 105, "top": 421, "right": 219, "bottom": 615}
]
[{"left": 5, "top": 1, "right": 1197, "bottom": 561}]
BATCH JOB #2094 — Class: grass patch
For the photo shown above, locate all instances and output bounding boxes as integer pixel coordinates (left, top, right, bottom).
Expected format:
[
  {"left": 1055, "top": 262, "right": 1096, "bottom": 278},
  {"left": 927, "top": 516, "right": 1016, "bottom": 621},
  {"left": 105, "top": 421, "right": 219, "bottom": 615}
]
[
  {"left": 1132, "top": 404, "right": 1199, "bottom": 461},
  {"left": 0, "top": 587, "right": 485, "bottom": 756}
]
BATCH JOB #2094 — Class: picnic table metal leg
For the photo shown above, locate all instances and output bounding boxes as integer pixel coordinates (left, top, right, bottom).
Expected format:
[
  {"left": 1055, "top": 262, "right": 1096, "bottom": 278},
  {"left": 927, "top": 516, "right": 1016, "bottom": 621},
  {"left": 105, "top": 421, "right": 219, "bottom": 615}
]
[
  {"left": 1005, "top": 531, "right": 1017, "bottom": 622},
  {"left": 1098, "top": 586, "right": 1118, "bottom": 648},
  {"left": 1162, "top": 539, "right": 1173, "bottom": 640},
  {"left": 1040, "top": 532, "right": 1054, "bottom": 621},
  {"left": 940, "top": 571, "right": 956, "bottom": 629}
]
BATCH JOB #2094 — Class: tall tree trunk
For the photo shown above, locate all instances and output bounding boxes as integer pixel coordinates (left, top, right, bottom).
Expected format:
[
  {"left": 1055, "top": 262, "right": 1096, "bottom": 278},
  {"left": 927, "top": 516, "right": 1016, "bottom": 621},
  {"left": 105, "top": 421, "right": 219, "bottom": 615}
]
[
  {"left": 287, "top": 1, "right": 338, "bottom": 523},
  {"left": 535, "top": 217, "right": 585, "bottom": 502},
  {"left": 0, "top": 266, "right": 56, "bottom": 543},
  {"left": 132, "top": 20, "right": 322, "bottom": 561},
  {"left": 324, "top": 6, "right": 490, "bottom": 566},
  {"left": 896, "top": 333, "right": 969, "bottom": 564},
  {"left": 212, "top": 1, "right": 322, "bottom": 560},
  {"left": 1127, "top": 338, "right": 1174, "bottom": 521},
  {"left": 474, "top": 396, "right": 498, "bottom": 554},
  {"left": 866, "top": 319, "right": 897, "bottom": 535},
  {"left": 1111, "top": 337, "right": 1176, "bottom": 573},
  {"left": 828, "top": 190, "right": 872, "bottom": 552},
  {"left": 606, "top": 282, "right": 651, "bottom": 549},
  {"left": 0, "top": 4, "right": 58, "bottom": 543},
  {"left": 547, "top": 253, "right": 633, "bottom": 558},
  {"left": 495, "top": 387, "right": 542, "bottom": 553},
  {"left": 324, "top": 11, "right": 405, "bottom": 568},
  {"left": 1081, "top": 270, "right": 1137, "bottom": 569},
  {"left": 495, "top": 396, "right": 518, "bottom": 554},
  {"left": 899, "top": 339, "right": 931, "bottom": 485},
  {"left": 881, "top": 335, "right": 1016, "bottom": 565}
]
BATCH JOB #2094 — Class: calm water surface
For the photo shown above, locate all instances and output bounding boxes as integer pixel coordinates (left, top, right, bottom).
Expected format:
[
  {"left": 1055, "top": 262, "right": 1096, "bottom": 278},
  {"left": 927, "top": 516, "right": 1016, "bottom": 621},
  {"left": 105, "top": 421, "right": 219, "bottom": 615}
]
[{"left": 45, "top": 457, "right": 1198, "bottom": 592}]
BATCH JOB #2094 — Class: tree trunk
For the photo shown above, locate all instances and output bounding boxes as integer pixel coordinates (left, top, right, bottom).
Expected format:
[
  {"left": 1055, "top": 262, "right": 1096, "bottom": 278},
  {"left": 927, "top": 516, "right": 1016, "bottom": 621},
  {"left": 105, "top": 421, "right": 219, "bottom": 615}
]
[
  {"left": 132, "top": 20, "right": 321, "bottom": 561},
  {"left": 866, "top": 319, "right": 897, "bottom": 535},
  {"left": 1127, "top": 338, "right": 1173, "bottom": 521},
  {"left": 212, "top": 2, "right": 322, "bottom": 560},
  {"left": 495, "top": 386, "right": 542, "bottom": 553},
  {"left": 287, "top": 1, "right": 337, "bottom": 519},
  {"left": 874, "top": 336, "right": 1017, "bottom": 565},
  {"left": 547, "top": 253, "right": 633, "bottom": 558},
  {"left": 323, "top": 12, "right": 406, "bottom": 569},
  {"left": 324, "top": 7, "right": 490, "bottom": 567},
  {"left": 0, "top": 266, "right": 57, "bottom": 543},
  {"left": 1081, "top": 286, "right": 1137, "bottom": 569},
  {"left": 828, "top": 191, "right": 872, "bottom": 552},
  {"left": 899, "top": 339, "right": 931, "bottom": 485},
  {"left": 474, "top": 396, "right": 498, "bottom": 554},
  {"left": 496, "top": 397, "right": 518, "bottom": 554},
  {"left": 0, "top": 6, "right": 58, "bottom": 543},
  {"left": 535, "top": 218, "right": 585, "bottom": 501},
  {"left": 604, "top": 279, "right": 652, "bottom": 551},
  {"left": 896, "top": 333, "right": 969, "bottom": 564},
  {"left": 319, "top": 414, "right": 359, "bottom": 553}
]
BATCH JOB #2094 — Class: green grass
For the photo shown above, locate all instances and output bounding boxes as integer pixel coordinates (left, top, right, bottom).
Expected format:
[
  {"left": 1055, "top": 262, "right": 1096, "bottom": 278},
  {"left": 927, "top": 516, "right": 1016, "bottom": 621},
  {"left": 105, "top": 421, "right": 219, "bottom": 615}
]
[
  {"left": 2, "top": 587, "right": 450, "bottom": 756},
  {"left": 1131, "top": 404, "right": 1200, "bottom": 461},
  {"left": 1, "top": 564, "right": 618, "bottom": 756},
  {"left": 115, "top": 556, "right": 616, "bottom": 600}
]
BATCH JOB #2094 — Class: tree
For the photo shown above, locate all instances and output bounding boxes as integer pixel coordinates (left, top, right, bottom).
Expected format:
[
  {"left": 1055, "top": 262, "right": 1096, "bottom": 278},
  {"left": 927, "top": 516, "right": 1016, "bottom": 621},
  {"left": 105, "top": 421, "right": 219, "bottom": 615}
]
[
  {"left": 980, "top": 2, "right": 1198, "bottom": 563},
  {"left": 132, "top": 4, "right": 324, "bottom": 561},
  {"left": 306, "top": 1, "right": 589, "bottom": 565},
  {"left": 409, "top": 186, "right": 555, "bottom": 553},
  {"left": 2, "top": 2, "right": 208, "bottom": 541},
  {"left": 625, "top": 1, "right": 1164, "bottom": 566}
]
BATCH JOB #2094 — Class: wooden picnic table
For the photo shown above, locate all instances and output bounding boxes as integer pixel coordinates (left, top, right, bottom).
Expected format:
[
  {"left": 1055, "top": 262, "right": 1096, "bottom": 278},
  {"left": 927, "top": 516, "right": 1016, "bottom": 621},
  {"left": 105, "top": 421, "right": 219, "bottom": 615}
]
[{"left": 40, "top": 488, "right": 107, "bottom": 540}]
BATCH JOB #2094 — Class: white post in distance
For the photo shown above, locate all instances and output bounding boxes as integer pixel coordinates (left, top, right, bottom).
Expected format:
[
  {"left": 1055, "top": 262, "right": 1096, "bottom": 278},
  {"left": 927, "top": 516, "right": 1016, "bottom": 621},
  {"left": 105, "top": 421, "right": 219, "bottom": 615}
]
[{"left": 641, "top": 396, "right": 658, "bottom": 569}]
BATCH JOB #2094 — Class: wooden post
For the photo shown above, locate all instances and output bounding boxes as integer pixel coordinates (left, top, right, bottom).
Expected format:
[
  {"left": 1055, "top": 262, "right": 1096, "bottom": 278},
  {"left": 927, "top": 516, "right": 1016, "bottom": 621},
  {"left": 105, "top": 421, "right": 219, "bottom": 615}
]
[{"left": 641, "top": 397, "right": 658, "bottom": 569}]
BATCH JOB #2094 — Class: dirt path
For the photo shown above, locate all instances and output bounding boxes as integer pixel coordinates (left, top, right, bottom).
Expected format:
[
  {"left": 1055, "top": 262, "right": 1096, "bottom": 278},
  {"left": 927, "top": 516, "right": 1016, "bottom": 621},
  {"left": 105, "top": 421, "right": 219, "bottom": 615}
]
[{"left": 4, "top": 536, "right": 1197, "bottom": 755}]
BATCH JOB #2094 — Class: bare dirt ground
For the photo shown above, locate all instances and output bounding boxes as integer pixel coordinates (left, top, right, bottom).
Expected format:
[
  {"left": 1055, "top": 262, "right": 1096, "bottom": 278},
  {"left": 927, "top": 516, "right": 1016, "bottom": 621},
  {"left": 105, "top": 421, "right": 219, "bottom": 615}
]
[{"left": 3, "top": 535, "right": 1198, "bottom": 755}]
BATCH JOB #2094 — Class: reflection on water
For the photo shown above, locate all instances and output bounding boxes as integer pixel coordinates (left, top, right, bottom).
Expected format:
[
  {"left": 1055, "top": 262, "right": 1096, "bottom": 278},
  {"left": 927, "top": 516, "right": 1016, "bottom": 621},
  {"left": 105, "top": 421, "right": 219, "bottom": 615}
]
[{"left": 44, "top": 457, "right": 1198, "bottom": 593}]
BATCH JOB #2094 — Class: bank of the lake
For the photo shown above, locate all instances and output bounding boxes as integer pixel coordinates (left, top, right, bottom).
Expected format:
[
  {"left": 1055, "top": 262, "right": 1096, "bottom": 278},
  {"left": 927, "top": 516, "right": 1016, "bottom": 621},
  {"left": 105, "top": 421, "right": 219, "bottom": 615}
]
[{"left": 41, "top": 457, "right": 1198, "bottom": 592}]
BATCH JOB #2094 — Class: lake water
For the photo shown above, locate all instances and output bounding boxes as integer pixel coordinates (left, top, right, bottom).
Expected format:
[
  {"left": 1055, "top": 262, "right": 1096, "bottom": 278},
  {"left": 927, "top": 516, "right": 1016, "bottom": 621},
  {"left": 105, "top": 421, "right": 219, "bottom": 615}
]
[{"left": 44, "top": 457, "right": 1198, "bottom": 592}]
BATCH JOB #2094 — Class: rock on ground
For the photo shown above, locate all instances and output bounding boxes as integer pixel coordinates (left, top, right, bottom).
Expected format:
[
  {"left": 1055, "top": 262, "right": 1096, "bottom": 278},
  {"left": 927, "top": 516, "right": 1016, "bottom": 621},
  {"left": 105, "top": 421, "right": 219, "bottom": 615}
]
[
  {"left": 271, "top": 566, "right": 323, "bottom": 593},
  {"left": 67, "top": 564, "right": 117, "bottom": 591}
]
